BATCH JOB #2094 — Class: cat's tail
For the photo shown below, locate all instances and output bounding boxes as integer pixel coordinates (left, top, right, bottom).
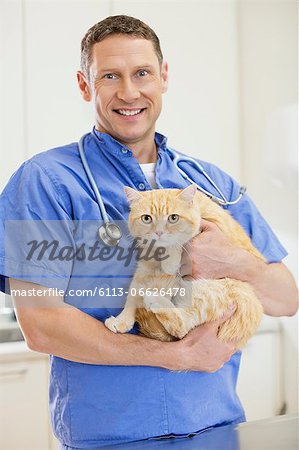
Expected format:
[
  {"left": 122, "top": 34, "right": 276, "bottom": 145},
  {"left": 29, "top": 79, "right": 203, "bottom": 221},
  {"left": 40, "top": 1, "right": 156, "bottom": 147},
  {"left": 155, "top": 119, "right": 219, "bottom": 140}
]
[{"left": 216, "top": 279, "right": 263, "bottom": 349}]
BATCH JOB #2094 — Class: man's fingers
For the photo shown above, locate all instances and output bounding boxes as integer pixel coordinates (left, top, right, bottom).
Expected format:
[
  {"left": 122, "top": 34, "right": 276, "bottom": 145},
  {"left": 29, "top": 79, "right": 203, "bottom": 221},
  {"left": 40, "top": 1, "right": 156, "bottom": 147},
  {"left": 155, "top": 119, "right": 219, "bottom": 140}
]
[
  {"left": 180, "top": 243, "right": 193, "bottom": 277},
  {"left": 200, "top": 218, "right": 214, "bottom": 232},
  {"left": 181, "top": 242, "right": 192, "bottom": 262},
  {"left": 180, "top": 263, "right": 192, "bottom": 277}
]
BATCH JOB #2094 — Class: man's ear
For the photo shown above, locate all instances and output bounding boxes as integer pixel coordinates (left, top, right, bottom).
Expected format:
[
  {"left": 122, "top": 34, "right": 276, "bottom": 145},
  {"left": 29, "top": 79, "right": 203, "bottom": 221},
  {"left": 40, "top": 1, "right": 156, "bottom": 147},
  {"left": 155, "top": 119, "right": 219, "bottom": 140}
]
[
  {"left": 77, "top": 71, "right": 92, "bottom": 102},
  {"left": 161, "top": 61, "right": 168, "bottom": 94},
  {"left": 124, "top": 187, "right": 143, "bottom": 205},
  {"left": 176, "top": 184, "right": 197, "bottom": 205}
]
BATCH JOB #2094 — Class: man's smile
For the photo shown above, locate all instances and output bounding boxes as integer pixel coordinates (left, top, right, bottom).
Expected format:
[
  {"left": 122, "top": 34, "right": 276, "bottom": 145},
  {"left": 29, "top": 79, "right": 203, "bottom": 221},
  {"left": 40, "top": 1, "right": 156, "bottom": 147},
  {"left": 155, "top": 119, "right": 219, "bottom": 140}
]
[{"left": 113, "top": 108, "right": 146, "bottom": 117}]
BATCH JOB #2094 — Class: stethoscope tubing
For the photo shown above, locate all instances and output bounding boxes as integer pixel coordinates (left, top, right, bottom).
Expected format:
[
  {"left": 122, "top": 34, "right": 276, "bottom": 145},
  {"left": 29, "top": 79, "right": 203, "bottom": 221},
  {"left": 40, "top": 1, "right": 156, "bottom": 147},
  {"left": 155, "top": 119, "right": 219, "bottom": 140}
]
[
  {"left": 78, "top": 132, "right": 246, "bottom": 245},
  {"left": 167, "top": 148, "right": 246, "bottom": 206},
  {"left": 78, "top": 133, "right": 110, "bottom": 224}
]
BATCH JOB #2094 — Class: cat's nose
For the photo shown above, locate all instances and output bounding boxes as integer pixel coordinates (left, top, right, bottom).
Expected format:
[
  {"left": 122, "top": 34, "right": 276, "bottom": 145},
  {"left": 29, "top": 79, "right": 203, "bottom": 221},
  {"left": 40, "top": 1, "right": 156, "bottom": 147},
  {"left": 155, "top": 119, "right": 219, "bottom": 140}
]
[{"left": 155, "top": 231, "right": 164, "bottom": 238}]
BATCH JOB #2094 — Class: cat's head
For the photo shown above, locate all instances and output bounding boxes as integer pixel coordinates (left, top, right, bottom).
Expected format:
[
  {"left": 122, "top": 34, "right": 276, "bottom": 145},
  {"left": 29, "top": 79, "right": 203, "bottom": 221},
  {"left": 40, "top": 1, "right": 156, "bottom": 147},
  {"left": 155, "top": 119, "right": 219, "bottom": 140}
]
[{"left": 125, "top": 185, "right": 201, "bottom": 247}]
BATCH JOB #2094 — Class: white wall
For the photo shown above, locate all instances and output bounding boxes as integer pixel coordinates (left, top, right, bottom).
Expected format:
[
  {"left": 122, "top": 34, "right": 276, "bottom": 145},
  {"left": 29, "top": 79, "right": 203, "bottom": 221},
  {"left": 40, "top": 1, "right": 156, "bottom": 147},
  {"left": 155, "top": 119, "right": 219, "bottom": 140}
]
[
  {"left": 237, "top": 0, "right": 298, "bottom": 413},
  {"left": 111, "top": 0, "right": 241, "bottom": 178},
  {"left": 238, "top": 0, "right": 297, "bottom": 238},
  {"left": 0, "top": 0, "right": 25, "bottom": 184},
  {"left": 0, "top": 0, "right": 241, "bottom": 190}
]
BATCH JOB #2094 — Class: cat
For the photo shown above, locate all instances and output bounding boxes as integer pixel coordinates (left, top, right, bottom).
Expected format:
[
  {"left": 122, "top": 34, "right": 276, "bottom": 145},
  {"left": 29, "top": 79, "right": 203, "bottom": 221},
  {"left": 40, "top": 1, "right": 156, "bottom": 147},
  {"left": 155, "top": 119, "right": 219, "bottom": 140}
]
[{"left": 104, "top": 184, "right": 264, "bottom": 349}]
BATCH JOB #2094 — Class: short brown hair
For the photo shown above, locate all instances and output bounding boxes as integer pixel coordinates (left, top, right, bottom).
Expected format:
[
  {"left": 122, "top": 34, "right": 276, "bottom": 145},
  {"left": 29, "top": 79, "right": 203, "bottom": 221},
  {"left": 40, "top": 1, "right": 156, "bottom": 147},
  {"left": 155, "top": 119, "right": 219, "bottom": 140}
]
[{"left": 80, "top": 15, "right": 163, "bottom": 75}]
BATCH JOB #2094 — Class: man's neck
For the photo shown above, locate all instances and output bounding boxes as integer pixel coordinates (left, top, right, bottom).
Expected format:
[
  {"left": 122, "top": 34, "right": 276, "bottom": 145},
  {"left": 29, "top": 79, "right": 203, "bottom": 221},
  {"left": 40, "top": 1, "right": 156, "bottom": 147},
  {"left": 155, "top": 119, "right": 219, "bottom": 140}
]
[
  {"left": 121, "top": 130, "right": 158, "bottom": 163},
  {"left": 130, "top": 142, "right": 157, "bottom": 164}
]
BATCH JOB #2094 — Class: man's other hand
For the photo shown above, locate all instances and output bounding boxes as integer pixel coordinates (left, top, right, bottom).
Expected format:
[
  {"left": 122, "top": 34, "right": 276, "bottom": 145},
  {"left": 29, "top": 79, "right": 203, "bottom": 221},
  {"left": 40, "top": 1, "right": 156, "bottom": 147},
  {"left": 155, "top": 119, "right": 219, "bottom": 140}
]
[
  {"left": 180, "top": 219, "right": 241, "bottom": 280},
  {"left": 172, "top": 305, "right": 237, "bottom": 373}
]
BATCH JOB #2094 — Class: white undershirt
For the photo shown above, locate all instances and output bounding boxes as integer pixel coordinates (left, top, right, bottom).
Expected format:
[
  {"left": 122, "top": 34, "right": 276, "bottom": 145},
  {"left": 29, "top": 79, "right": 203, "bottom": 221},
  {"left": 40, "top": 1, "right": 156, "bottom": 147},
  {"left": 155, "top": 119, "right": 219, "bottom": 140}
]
[{"left": 139, "top": 162, "right": 158, "bottom": 189}]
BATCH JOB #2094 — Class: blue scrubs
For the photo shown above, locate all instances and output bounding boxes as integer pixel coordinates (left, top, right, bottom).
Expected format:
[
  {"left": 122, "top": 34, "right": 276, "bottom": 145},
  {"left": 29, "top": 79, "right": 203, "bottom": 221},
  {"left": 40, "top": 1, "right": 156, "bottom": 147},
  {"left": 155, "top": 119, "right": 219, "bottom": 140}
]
[{"left": 0, "top": 129, "right": 287, "bottom": 449}]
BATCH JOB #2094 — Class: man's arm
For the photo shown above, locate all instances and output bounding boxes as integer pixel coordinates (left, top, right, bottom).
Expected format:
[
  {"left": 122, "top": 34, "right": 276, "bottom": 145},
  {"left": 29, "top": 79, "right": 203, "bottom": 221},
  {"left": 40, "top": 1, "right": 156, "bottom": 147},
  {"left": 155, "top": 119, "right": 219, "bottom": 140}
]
[
  {"left": 10, "top": 278, "right": 236, "bottom": 373},
  {"left": 181, "top": 220, "right": 298, "bottom": 316},
  {"left": 230, "top": 251, "right": 298, "bottom": 316}
]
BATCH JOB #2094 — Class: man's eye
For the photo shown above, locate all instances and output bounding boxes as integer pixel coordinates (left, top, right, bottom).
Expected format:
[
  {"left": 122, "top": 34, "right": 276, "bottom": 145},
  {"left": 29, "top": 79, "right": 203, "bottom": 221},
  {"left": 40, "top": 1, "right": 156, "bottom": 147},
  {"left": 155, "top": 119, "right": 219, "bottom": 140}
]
[
  {"left": 137, "top": 70, "right": 148, "bottom": 77},
  {"left": 104, "top": 74, "right": 117, "bottom": 80}
]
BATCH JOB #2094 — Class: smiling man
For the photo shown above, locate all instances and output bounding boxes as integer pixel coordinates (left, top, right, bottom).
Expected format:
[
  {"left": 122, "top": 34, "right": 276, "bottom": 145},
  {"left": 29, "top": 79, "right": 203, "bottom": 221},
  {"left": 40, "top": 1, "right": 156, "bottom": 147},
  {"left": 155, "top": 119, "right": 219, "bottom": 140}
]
[
  {"left": 77, "top": 30, "right": 168, "bottom": 163},
  {"left": 0, "top": 15, "right": 297, "bottom": 450}
]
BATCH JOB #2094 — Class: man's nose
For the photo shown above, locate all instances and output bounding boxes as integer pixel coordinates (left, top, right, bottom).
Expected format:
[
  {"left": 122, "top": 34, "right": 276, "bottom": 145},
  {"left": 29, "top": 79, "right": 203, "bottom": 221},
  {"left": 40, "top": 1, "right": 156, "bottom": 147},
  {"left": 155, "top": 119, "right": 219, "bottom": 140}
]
[{"left": 117, "top": 78, "right": 140, "bottom": 103}]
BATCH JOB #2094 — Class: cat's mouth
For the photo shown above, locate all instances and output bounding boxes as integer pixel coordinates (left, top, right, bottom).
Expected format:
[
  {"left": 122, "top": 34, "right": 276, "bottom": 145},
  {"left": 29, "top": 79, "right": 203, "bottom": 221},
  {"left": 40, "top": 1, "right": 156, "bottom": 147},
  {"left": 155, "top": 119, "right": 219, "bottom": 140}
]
[{"left": 135, "top": 234, "right": 170, "bottom": 248}]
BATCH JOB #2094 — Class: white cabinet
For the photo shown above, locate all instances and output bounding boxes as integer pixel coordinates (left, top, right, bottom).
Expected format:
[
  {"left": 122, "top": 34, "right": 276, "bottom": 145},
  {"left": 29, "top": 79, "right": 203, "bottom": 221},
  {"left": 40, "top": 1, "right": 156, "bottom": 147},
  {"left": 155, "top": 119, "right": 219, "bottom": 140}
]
[
  {"left": 0, "top": 343, "right": 56, "bottom": 450},
  {"left": 237, "top": 317, "right": 283, "bottom": 421}
]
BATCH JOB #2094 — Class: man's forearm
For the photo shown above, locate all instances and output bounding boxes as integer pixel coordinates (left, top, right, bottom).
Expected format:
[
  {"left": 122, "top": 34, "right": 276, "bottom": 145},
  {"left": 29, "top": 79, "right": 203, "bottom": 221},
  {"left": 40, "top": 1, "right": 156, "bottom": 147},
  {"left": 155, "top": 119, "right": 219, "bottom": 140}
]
[
  {"left": 11, "top": 279, "right": 175, "bottom": 368},
  {"left": 16, "top": 304, "right": 178, "bottom": 368},
  {"left": 231, "top": 251, "right": 298, "bottom": 316},
  {"left": 11, "top": 279, "right": 240, "bottom": 373}
]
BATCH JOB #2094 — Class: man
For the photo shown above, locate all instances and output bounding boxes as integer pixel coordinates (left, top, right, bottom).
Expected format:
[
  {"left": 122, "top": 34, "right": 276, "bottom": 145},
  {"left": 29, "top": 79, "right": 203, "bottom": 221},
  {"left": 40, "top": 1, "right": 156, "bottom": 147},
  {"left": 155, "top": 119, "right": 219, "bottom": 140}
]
[{"left": 0, "top": 15, "right": 297, "bottom": 450}]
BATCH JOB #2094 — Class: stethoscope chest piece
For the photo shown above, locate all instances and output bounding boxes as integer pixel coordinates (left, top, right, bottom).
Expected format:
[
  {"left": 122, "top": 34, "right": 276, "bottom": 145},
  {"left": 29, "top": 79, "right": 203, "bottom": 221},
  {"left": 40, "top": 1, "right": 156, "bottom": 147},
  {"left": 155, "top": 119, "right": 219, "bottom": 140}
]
[{"left": 98, "top": 222, "right": 122, "bottom": 247}]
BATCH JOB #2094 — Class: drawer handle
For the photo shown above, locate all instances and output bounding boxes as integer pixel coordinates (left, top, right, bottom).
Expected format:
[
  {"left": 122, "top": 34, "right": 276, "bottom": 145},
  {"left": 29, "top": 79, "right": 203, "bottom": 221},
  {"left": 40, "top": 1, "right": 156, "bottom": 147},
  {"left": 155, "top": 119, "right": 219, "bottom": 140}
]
[{"left": 0, "top": 367, "right": 28, "bottom": 378}]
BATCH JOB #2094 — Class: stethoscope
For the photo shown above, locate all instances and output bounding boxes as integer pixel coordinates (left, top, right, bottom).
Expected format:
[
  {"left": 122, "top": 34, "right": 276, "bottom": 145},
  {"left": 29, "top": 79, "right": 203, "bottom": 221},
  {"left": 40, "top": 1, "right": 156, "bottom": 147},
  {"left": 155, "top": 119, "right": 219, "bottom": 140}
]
[{"left": 78, "top": 132, "right": 246, "bottom": 247}]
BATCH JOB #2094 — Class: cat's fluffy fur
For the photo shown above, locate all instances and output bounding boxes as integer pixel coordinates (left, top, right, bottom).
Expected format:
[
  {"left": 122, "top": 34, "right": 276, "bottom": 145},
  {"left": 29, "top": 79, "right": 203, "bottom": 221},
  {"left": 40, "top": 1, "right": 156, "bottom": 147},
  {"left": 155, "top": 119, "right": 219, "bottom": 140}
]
[{"left": 105, "top": 185, "right": 264, "bottom": 348}]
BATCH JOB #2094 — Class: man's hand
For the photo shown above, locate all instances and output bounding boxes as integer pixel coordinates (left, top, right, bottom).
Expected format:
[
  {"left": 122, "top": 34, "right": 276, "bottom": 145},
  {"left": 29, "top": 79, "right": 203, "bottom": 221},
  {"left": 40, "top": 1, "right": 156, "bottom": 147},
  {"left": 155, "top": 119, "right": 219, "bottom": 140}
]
[
  {"left": 180, "top": 219, "right": 298, "bottom": 317},
  {"left": 180, "top": 219, "right": 240, "bottom": 280},
  {"left": 170, "top": 305, "right": 237, "bottom": 372}
]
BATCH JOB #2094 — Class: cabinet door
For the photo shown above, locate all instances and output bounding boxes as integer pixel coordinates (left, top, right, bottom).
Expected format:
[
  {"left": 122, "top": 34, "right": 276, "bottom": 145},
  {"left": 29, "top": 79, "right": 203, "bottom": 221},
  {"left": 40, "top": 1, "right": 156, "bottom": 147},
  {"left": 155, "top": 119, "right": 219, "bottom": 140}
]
[{"left": 0, "top": 358, "right": 50, "bottom": 450}]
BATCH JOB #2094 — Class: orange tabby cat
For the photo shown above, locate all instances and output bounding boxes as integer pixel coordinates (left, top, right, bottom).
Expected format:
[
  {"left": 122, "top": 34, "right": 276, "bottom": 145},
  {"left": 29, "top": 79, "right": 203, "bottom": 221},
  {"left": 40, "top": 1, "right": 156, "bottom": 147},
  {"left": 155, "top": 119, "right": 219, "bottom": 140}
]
[{"left": 105, "top": 185, "right": 264, "bottom": 348}]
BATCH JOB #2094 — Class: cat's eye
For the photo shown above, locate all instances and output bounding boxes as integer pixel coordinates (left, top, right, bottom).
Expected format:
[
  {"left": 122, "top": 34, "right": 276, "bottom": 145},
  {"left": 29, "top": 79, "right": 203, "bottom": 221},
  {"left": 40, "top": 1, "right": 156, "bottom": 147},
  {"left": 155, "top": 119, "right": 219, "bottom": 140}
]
[
  {"left": 141, "top": 214, "right": 152, "bottom": 224},
  {"left": 168, "top": 214, "right": 179, "bottom": 223}
]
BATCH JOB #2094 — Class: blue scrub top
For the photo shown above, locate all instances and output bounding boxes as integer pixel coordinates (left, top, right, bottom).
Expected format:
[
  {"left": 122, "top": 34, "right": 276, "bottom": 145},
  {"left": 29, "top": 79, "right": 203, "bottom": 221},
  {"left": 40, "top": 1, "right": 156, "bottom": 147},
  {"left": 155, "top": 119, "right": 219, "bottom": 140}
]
[{"left": 0, "top": 129, "right": 287, "bottom": 449}]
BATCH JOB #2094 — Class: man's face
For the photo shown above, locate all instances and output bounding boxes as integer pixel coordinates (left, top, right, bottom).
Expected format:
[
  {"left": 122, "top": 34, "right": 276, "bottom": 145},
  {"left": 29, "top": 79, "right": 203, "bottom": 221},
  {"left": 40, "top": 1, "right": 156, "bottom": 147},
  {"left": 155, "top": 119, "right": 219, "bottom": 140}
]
[{"left": 78, "top": 35, "right": 168, "bottom": 148}]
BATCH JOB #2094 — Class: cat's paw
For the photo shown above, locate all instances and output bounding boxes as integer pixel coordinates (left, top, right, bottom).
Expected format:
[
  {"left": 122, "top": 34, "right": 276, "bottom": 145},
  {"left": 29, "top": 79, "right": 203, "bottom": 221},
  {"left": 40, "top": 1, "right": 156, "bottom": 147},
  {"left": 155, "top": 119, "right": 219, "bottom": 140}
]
[
  {"left": 105, "top": 316, "right": 134, "bottom": 333},
  {"left": 161, "top": 260, "right": 180, "bottom": 275},
  {"left": 143, "top": 295, "right": 165, "bottom": 312}
]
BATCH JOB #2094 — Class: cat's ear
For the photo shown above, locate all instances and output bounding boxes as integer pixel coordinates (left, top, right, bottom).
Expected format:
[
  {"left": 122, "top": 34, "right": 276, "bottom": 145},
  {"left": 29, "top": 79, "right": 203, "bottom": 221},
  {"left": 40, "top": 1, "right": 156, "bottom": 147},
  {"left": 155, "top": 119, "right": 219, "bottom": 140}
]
[
  {"left": 124, "top": 186, "right": 143, "bottom": 205},
  {"left": 177, "top": 184, "right": 197, "bottom": 205}
]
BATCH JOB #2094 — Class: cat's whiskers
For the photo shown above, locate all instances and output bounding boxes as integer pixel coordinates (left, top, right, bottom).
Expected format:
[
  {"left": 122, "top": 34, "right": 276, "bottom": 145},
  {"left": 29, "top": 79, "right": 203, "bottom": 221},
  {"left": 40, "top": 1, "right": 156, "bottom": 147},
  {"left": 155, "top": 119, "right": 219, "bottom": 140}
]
[{"left": 173, "top": 242, "right": 192, "bottom": 258}]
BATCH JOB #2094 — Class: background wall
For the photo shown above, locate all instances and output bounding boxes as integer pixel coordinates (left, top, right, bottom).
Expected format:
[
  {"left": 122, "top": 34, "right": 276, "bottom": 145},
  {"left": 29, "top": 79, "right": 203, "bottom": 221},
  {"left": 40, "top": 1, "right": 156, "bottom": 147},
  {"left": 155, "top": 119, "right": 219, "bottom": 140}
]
[
  {"left": 0, "top": 0, "right": 241, "bottom": 183},
  {"left": 237, "top": 0, "right": 298, "bottom": 413},
  {"left": 0, "top": 0, "right": 297, "bottom": 420}
]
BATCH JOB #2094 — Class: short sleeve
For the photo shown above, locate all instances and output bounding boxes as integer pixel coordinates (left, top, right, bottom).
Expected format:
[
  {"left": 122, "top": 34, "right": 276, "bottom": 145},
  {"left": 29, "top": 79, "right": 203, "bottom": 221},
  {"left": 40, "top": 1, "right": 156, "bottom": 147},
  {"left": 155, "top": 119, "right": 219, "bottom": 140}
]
[{"left": 0, "top": 160, "right": 75, "bottom": 294}]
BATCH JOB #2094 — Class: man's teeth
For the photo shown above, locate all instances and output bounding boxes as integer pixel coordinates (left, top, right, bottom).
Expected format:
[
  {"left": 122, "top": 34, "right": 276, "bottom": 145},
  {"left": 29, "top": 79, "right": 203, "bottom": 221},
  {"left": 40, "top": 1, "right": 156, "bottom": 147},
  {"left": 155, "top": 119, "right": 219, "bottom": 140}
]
[{"left": 118, "top": 109, "right": 142, "bottom": 116}]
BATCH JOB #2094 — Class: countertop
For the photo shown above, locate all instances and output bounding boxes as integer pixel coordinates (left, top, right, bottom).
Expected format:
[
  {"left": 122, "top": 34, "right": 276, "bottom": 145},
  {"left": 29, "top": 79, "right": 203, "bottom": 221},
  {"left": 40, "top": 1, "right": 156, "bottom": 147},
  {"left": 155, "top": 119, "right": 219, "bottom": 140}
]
[
  {"left": 100, "top": 415, "right": 298, "bottom": 450},
  {"left": 0, "top": 340, "right": 47, "bottom": 363}
]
